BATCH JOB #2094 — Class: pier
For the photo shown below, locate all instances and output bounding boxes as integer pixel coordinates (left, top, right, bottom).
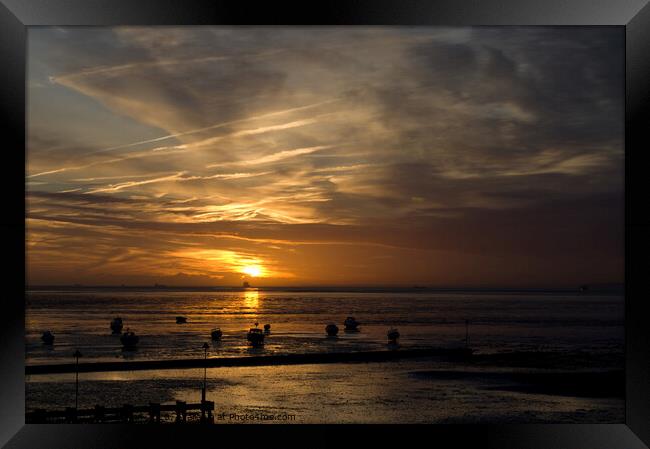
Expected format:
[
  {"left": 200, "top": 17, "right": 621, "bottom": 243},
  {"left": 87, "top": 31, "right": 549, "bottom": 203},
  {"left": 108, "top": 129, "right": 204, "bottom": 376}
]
[{"left": 26, "top": 400, "right": 215, "bottom": 424}]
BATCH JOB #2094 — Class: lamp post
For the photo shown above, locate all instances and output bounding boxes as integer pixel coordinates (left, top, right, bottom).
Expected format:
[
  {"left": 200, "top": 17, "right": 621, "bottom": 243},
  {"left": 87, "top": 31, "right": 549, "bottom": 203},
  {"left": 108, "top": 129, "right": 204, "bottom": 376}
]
[
  {"left": 201, "top": 342, "right": 209, "bottom": 403},
  {"left": 73, "top": 350, "right": 82, "bottom": 410}
]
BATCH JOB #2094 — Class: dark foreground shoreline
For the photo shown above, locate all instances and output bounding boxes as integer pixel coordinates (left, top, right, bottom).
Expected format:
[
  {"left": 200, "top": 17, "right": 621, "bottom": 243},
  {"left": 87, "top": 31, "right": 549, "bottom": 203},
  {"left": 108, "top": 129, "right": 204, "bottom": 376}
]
[{"left": 26, "top": 347, "right": 472, "bottom": 375}]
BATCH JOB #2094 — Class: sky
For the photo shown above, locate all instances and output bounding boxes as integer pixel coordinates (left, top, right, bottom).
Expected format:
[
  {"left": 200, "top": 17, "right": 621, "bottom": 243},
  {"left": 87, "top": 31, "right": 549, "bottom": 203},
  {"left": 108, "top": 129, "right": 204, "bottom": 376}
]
[{"left": 26, "top": 27, "right": 624, "bottom": 287}]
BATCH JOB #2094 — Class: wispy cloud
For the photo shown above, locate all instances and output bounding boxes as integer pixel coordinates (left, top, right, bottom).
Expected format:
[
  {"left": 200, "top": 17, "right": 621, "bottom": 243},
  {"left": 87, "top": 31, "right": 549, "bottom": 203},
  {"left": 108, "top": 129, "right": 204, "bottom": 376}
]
[
  {"left": 208, "top": 145, "right": 333, "bottom": 168},
  {"left": 26, "top": 26, "right": 624, "bottom": 286},
  {"left": 88, "top": 100, "right": 339, "bottom": 155},
  {"left": 86, "top": 172, "right": 186, "bottom": 194}
]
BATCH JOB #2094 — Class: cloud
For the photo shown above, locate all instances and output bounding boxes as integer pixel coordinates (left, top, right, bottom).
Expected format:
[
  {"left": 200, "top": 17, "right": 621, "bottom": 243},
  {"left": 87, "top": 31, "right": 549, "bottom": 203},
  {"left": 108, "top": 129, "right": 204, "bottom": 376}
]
[
  {"left": 86, "top": 172, "right": 186, "bottom": 193},
  {"left": 26, "top": 27, "right": 624, "bottom": 286},
  {"left": 208, "top": 145, "right": 333, "bottom": 168},
  {"left": 89, "top": 99, "right": 339, "bottom": 155}
]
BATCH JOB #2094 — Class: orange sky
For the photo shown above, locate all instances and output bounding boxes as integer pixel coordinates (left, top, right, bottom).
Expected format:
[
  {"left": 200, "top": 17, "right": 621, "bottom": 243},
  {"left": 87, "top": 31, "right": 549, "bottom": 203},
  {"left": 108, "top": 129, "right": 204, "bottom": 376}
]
[{"left": 26, "top": 27, "right": 624, "bottom": 287}]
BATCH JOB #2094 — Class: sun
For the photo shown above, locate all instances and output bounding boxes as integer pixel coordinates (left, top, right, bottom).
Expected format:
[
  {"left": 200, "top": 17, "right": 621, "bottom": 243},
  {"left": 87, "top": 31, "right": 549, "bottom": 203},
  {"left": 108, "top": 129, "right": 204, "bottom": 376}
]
[{"left": 242, "top": 265, "right": 262, "bottom": 277}]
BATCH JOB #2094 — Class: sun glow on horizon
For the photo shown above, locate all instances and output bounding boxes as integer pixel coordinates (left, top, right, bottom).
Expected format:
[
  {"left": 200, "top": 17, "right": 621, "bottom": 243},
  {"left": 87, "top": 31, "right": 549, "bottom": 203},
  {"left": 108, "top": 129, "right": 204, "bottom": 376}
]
[
  {"left": 242, "top": 265, "right": 263, "bottom": 277},
  {"left": 168, "top": 249, "right": 275, "bottom": 279}
]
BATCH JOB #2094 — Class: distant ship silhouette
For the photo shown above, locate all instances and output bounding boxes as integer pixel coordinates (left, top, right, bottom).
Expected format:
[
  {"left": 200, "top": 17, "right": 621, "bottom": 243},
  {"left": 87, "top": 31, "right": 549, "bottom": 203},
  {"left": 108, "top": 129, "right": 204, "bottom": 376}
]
[{"left": 243, "top": 281, "right": 251, "bottom": 288}]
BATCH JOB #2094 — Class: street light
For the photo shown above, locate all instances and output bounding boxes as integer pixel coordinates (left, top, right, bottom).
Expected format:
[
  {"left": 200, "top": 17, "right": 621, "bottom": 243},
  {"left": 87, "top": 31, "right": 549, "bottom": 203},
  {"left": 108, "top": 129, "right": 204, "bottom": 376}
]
[
  {"left": 73, "top": 350, "right": 82, "bottom": 411},
  {"left": 201, "top": 342, "right": 209, "bottom": 403}
]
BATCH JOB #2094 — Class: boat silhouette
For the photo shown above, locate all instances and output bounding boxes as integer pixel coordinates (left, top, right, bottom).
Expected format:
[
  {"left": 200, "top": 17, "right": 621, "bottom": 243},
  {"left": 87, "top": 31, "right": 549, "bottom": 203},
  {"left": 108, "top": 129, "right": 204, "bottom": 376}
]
[
  {"left": 325, "top": 323, "right": 339, "bottom": 336},
  {"left": 210, "top": 328, "right": 223, "bottom": 340},
  {"left": 344, "top": 316, "right": 360, "bottom": 331},
  {"left": 41, "top": 330, "right": 55, "bottom": 345},
  {"left": 110, "top": 317, "right": 123, "bottom": 334},
  {"left": 120, "top": 330, "right": 139, "bottom": 349},
  {"left": 247, "top": 324, "right": 265, "bottom": 346}
]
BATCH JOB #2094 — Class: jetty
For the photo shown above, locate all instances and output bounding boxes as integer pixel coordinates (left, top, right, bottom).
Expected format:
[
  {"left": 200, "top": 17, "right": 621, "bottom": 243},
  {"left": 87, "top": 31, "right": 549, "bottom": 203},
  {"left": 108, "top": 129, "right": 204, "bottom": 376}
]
[
  {"left": 26, "top": 347, "right": 472, "bottom": 375},
  {"left": 26, "top": 400, "right": 214, "bottom": 424}
]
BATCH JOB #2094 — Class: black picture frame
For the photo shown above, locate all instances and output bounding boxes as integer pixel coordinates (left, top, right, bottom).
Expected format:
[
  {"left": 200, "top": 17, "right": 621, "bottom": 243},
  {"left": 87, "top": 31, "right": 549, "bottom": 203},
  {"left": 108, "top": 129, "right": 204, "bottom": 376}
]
[{"left": 1, "top": 1, "right": 649, "bottom": 447}]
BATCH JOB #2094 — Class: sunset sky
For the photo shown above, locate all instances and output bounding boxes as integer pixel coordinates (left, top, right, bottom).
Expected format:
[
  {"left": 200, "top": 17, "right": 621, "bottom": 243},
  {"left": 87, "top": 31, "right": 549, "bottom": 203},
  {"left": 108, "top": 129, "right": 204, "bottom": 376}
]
[{"left": 26, "top": 27, "right": 624, "bottom": 287}]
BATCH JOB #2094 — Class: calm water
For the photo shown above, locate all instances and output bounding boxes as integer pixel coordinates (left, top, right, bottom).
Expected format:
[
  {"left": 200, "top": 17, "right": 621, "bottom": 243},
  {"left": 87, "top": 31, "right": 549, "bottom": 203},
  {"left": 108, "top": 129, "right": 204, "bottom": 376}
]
[{"left": 25, "top": 289, "right": 624, "bottom": 364}]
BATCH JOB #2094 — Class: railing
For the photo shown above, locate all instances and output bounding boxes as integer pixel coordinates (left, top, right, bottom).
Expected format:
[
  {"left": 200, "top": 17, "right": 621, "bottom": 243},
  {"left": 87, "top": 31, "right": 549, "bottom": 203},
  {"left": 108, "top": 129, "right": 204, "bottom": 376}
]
[{"left": 26, "top": 400, "right": 215, "bottom": 423}]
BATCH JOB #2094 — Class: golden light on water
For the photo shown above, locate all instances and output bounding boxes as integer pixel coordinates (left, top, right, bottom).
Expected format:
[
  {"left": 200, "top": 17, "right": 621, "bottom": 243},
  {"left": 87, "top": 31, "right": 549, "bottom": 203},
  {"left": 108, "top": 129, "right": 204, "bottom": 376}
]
[{"left": 243, "top": 289, "right": 259, "bottom": 310}]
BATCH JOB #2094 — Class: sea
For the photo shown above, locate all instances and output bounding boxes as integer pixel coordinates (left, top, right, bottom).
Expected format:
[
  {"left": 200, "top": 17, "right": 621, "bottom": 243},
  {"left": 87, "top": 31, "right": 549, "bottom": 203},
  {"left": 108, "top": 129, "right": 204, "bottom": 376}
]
[{"left": 25, "top": 288, "right": 625, "bottom": 423}]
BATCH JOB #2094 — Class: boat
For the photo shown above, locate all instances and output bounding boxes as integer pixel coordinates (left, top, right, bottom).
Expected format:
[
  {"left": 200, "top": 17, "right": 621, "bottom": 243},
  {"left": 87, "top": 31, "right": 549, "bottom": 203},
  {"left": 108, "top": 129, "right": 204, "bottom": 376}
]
[
  {"left": 263, "top": 324, "right": 271, "bottom": 333},
  {"left": 41, "top": 330, "right": 55, "bottom": 345},
  {"left": 120, "top": 330, "right": 139, "bottom": 348},
  {"left": 110, "top": 317, "right": 123, "bottom": 334},
  {"left": 211, "top": 328, "right": 223, "bottom": 340},
  {"left": 175, "top": 316, "right": 187, "bottom": 324},
  {"left": 243, "top": 281, "right": 251, "bottom": 288},
  {"left": 325, "top": 323, "right": 339, "bottom": 336},
  {"left": 344, "top": 316, "right": 360, "bottom": 331},
  {"left": 247, "top": 324, "right": 265, "bottom": 346},
  {"left": 387, "top": 328, "right": 400, "bottom": 342}
]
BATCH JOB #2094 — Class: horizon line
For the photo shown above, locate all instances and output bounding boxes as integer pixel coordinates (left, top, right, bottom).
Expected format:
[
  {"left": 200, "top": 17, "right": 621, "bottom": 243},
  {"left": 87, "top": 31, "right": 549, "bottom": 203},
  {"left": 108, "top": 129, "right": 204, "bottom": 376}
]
[{"left": 25, "top": 282, "right": 625, "bottom": 292}]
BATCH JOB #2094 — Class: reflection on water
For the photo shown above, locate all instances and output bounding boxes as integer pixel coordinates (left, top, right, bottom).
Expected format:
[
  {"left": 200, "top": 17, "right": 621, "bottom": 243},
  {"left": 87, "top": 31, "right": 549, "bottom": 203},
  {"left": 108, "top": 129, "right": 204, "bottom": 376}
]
[
  {"left": 387, "top": 342, "right": 400, "bottom": 351},
  {"left": 242, "top": 289, "right": 259, "bottom": 313},
  {"left": 120, "top": 348, "right": 138, "bottom": 360},
  {"left": 245, "top": 346, "right": 265, "bottom": 355}
]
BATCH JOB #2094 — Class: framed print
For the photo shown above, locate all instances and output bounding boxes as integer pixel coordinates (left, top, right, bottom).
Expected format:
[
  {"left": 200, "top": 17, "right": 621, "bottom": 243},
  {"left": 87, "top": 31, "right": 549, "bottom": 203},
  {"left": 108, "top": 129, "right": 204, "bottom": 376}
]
[{"left": 1, "top": 0, "right": 649, "bottom": 448}]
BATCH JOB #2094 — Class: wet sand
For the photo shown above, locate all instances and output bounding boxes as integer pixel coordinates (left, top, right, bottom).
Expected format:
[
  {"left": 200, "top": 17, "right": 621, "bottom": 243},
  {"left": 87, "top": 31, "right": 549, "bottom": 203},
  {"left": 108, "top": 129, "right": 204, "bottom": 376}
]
[
  {"left": 410, "top": 369, "right": 624, "bottom": 398},
  {"left": 26, "top": 353, "right": 624, "bottom": 423}
]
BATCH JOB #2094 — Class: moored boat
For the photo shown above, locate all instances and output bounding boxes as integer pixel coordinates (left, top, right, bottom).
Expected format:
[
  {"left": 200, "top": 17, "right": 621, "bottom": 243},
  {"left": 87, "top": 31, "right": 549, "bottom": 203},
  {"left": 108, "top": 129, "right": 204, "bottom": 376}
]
[
  {"left": 175, "top": 316, "right": 187, "bottom": 324},
  {"left": 120, "top": 330, "right": 139, "bottom": 348},
  {"left": 110, "top": 317, "right": 123, "bottom": 334},
  {"left": 41, "top": 330, "right": 55, "bottom": 345},
  {"left": 344, "top": 316, "right": 360, "bottom": 331},
  {"left": 247, "top": 324, "right": 265, "bottom": 346},
  {"left": 211, "top": 328, "right": 223, "bottom": 340},
  {"left": 325, "top": 323, "right": 339, "bottom": 336}
]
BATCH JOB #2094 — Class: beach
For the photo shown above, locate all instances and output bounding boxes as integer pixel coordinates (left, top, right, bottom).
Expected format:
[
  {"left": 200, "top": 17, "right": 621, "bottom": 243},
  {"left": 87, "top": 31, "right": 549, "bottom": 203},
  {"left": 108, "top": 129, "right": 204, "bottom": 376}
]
[{"left": 26, "top": 357, "right": 623, "bottom": 423}]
